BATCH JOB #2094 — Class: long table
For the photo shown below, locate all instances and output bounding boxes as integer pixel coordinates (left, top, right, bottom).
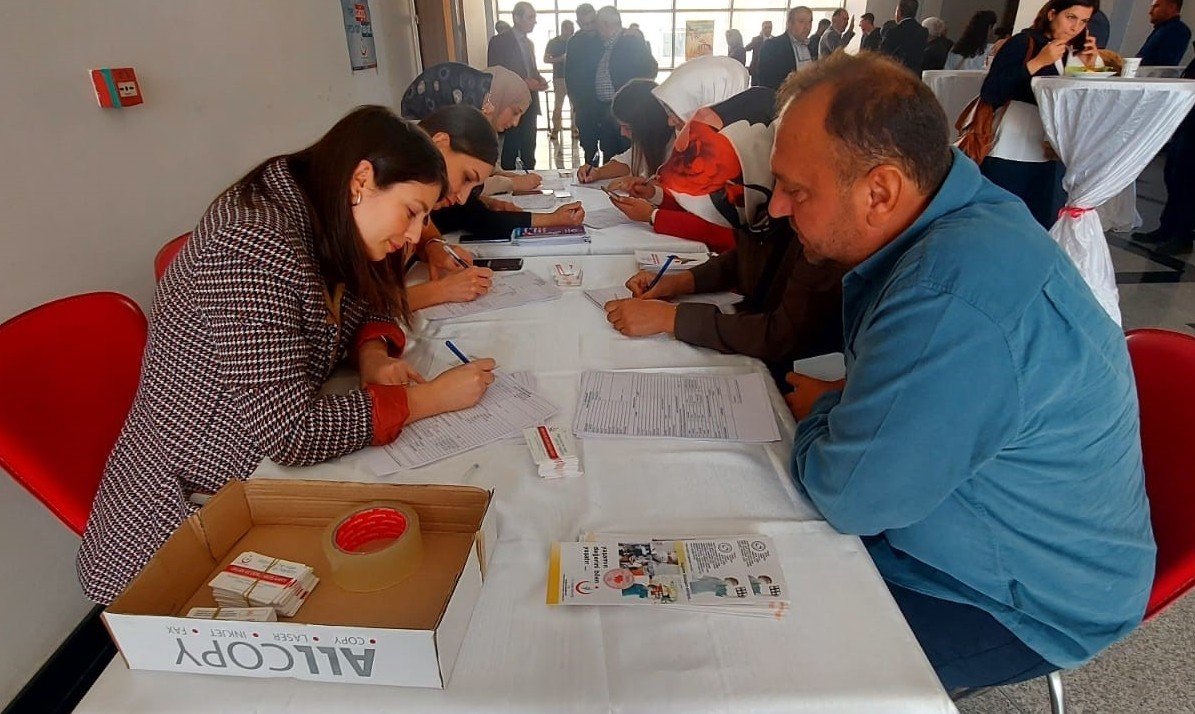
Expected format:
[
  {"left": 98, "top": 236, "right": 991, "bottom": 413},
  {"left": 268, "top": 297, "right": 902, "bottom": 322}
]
[
  {"left": 75, "top": 256, "right": 956, "bottom": 714},
  {"left": 447, "top": 175, "right": 710, "bottom": 258}
]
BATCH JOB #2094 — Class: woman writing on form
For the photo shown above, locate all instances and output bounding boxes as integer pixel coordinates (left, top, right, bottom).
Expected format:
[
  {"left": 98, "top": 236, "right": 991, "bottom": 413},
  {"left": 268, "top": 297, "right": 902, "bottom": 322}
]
[{"left": 78, "top": 107, "right": 497, "bottom": 604}]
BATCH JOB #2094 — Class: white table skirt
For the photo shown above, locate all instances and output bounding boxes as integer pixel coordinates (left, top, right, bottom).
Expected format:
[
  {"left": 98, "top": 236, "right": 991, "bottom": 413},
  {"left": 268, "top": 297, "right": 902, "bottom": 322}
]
[
  {"left": 1032, "top": 76, "right": 1195, "bottom": 323},
  {"left": 448, "top": 183, "right": 709, "bottom": 258},
  {"left": 923, "top": 69, "right": 988, "bottom": 141},
  {"left": 75, "top": 256, "right": 955, "bottom": 714},
  {"left": 1137, "top": 65, "right": 1186, "bottom": 79}
]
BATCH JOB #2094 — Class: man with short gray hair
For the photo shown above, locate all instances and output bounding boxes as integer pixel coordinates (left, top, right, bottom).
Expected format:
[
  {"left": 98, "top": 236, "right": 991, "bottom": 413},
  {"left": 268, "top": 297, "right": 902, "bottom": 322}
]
[
  {"left": 818, "top": 8, "right": 855, "bottom": 57},
  {"left": 756, "top": 6, "right": 815, "bottom": 89},
  {"left": 773, "top": 52, "right": 1154, "bottom": 691},
  {"left": 488, "top": 1, "right": 549, "bottom": 169},
  {"left": 921, "top": 16, "right": 952, "bottom": 70}
]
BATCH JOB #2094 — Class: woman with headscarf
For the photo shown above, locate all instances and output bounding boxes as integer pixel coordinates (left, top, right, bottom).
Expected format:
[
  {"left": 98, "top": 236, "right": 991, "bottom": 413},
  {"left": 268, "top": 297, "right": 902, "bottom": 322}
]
[
  {"left": 399, "top": 63, "right": 584, "bottom": 228},
  {"left": 605, "top": 56, "right": 752, "bottom": 252},
  {"left": 400, "top": 63, "right": 540, "bottom": 195},
  {"left": 601, "top": 87, "right": 844, "bottom": 390}
]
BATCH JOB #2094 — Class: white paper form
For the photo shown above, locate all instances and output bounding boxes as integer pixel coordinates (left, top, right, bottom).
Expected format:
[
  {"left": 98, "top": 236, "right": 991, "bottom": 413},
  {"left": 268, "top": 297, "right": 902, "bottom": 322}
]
[
  {"left": 418, "top": 271, "right": 562, "bottom": 320},
  {"left": 572, "top": 177, "right": 615, "bottom": 189},
  {"left": 508, "top": 193, "right": 558, "bottom": 211},
  {"left": 384, "top": 372, "right": 557, "bottom": 469},
  {"left": 584, "top": 287, "right": 743, "bottom": 313},
  {"left": 583, "top": 206, "right": 631, "bottom": 231},
  {"left": 573, "top": 371, "right": 780, "bottom": 442}
]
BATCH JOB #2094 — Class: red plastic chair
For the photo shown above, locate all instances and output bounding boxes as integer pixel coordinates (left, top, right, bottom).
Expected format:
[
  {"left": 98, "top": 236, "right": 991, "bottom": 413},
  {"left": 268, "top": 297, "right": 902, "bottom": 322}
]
[
  {"left": 1046, "top": 328, "right": 1195, "bottom": 714},
  {"left": 1126, "top": 328, "right": 1195, "bottom": 618},
  {"left": 0, "top": 293, "right": 147, "bottom": 534},
  {"left": 154, "top": 232, "right": 190, "bottom": 282}
]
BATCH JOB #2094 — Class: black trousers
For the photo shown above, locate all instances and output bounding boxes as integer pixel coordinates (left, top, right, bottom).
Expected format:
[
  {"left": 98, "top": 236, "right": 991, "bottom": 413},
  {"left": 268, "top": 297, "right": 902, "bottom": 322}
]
[
  {"left": 1159, "top": 116, "right": 1195, "bottom": 237},
  {"left": 501, "top": 106, "right": 538, "bottom": 170},
  {"left": 595, "top": 102, "right": 629, "bottom": 165},
  {"left": 576, "top": 100, "right": 629, "bottom": 167},
  {"left": 574, "top": 101, "right": 601, "bottom": 166},
  {"left": 980, "top": 157, "right": 1065, "bottom": 230}
]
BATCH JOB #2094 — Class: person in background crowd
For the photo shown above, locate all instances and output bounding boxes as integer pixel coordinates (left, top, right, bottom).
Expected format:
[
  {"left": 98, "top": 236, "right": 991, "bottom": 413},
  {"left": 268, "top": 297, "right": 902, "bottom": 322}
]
[
  {"left": 746, "top": 20, "right": 774, "bottom": 81},
  {"left": 566, "top": 4, "right": 599, "bottom": 160},
  {"left": 757, "top": 6, "right": 816, "bottom": 89},
  {"left": 1138, "top": 0, "right": 1191, "bottom": 66},
  {"left": 488, "top": 2, "right": 549, "bottom": 170},
  {"left": 494, "top": 20, "right": 511, "bottom": 35},
  {"left": 1088, "top": 9, "right": 1111, "bottom": 47},
  {"left": 1133, "top": 58, "right": 1195, "bottom": 253},
  {"left": 860, "top": 13, "right": 883, "bottom": 52},
  {"left": 576, "top": 79, "right": 674, "bottom": 184},
  {"left": 544, "top": 20, "right": 575, "bottom": 141},
  {"left": 980, "top": 0, "right": 1101, "bottom": 228},
  {"left": 820, "top": 9, "right": 856, "bottom": 57},
  {"left": 774, "top": 51, "right": 1154, "bottom": 692},
  {"left": 880, "top": 0, "right": 929, "bottom": 73},
  {"left": 727, "top": 28, "right": 748, "bottom": 65},
  {"left": 922, "top": 17, "right": 953, "bottom": 70},
  {"left": 809, "top": 18, "right": 832, "bottom": 59},
  {"left": 627, "top": 22, "right": 650, "bottom": 52},
  {"left": 603, "top": 56, "right": 751, "bottom": 252},
  {"left": 78, "top": 107, "right": 501, "bottom": 604},
  {"left": 946, "top": 10, "right": 998, "bottom": 70}
]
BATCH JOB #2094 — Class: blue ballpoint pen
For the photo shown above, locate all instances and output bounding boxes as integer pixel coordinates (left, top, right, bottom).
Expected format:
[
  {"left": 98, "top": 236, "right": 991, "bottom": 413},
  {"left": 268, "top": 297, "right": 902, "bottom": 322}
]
[
  {"left": 644, "top": 255, "right": 677, "bottom": 293},
  {"left": 445, "top": 340, "right": 470, "bottom": 364}
]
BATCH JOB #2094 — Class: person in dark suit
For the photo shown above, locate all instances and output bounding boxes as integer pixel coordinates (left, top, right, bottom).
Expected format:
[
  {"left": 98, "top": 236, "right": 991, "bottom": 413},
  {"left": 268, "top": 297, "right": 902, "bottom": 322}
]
[
  {"left": 488, "top": 2, "right": 549, "bottom": 170},
  {"left": 756, "top": 6, "right": 815, "bottom": 90},
  {"left": 1133, "top": 58, "right": 1195, "bottom": 253},
  {"left": 1138, "top": 0, "right": 1191, "bottom": 66},
  {"left": 880, "top": 0, "right": 929, "bottom": 74},
  {"left": 1088, "top": 9, "right": 1111, "bottom": 47},
  {"left": 745, "top": 21, "right": 774, "bottom": 82},
  {"left": 809, "top": 18, "right": 832, "bottom": 60},
  {"left": 860, "top": 13, "right": 883, "bottom": 52},
  {"left": 565, "top": 5, "right": 657, "bottom": 166}
]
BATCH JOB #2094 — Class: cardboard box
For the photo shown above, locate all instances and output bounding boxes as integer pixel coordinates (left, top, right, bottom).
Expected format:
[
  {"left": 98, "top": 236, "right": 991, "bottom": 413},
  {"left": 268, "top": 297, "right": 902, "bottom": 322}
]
[{"left": 103, "top": 479, "right": 496, "bottom": 688}]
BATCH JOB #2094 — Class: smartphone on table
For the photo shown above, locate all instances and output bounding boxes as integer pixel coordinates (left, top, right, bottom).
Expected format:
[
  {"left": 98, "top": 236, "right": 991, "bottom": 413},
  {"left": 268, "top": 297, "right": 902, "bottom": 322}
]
[{"left": 473, "top": 258, "right": 524, "bottom": 271}]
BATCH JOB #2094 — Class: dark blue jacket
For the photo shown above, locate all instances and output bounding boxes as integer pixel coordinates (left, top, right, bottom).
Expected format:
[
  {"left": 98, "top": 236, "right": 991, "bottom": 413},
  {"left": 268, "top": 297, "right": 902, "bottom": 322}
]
[{"left": 1138, "top": 16, "right": 1192, "bottom": 66}]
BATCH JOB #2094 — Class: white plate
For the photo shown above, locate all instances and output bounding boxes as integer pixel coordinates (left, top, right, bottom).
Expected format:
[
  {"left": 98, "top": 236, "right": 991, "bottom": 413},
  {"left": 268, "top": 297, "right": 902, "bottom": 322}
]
[{"left": 1071, "top": 71, "right": 1118, "bottom": 79}]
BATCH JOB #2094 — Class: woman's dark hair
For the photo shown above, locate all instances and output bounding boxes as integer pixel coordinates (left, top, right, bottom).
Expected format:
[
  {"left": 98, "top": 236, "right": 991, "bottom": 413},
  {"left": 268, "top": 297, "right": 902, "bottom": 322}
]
[
  {"left": 953, "top": 10, "right": 999, "bottom": 58},
  {"left": 994, "top": 25, "right": 1013, "bottom": 39},
  {"left": 231, "top": 105, "right": 447, "bottom": 319},
  {"left": 611, "top": 80, "right": 673, "bottom": 175},
  {"left": 1032, "top": 0, "right": 1100, "bottom": 34},
  {"left": 417, "top": 104, "right": 500, "bottom": 165}
]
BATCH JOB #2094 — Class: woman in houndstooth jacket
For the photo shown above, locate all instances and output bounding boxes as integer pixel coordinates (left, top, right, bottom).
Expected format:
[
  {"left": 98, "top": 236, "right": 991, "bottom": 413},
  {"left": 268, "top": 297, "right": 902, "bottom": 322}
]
[{"left": 78, "top": 106, "right": 498, "bottom": 604}]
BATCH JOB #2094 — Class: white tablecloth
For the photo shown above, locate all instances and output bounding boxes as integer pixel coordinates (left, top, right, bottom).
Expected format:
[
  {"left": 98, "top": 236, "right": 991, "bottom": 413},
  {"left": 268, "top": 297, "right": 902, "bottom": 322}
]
[
  {"left": 1033, "top": 77, "right": 1195, "bottom": 323},
  {"left": 1137, "top": 65, "right": 1186, "bottom": 79},
  {"left": 923, "top": 70, "right": 988, "bottom": 141},
  {"left": 449, "top": 183, "right": 709, "bottom": 258},
  {"left": 76, "top": 256, "right": 955, "bottom": 714}
]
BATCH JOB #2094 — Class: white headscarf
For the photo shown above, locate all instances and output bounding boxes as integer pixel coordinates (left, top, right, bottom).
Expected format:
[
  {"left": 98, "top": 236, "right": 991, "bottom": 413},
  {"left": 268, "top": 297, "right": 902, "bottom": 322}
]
[{"left": 651, "top": 56, "right": 751, "bottom": 124}]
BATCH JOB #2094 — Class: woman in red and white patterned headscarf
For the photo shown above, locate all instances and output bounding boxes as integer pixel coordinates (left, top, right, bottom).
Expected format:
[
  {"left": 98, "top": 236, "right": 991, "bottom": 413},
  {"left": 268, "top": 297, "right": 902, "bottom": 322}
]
[{"left": 78, "top": 106, "right": 498, "bottom": 604}]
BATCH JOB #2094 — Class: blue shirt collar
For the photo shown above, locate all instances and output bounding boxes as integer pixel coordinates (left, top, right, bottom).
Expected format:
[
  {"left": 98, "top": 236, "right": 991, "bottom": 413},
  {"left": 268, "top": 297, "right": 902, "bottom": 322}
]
[{"left": 847, "top": 149, "right": 981, "bottom": 288}]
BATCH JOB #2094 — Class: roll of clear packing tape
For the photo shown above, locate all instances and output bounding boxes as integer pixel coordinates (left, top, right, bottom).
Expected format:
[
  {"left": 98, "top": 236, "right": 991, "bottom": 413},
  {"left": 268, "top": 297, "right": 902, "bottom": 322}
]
[{"left": 322, "top": 501, "right": 423, "bottom": 592}]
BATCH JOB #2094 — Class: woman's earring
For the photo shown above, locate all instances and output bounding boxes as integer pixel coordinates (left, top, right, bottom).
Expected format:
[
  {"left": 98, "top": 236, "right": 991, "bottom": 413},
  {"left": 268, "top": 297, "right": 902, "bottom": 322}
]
[{"left": 352, "top": 193, "right": 362, "bottom": 206}]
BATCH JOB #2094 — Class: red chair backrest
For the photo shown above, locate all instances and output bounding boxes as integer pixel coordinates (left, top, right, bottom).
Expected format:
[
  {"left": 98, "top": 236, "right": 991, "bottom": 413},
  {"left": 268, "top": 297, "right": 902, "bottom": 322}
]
[
  {"left": 0, "top": 293, "right": 147, "bottom": 534},
  {"left": 1126, "top": 328, "right": 1195, "bottom": 618},
  {"left": 154, "top": 232, "right": 190, "bottom": 282}
]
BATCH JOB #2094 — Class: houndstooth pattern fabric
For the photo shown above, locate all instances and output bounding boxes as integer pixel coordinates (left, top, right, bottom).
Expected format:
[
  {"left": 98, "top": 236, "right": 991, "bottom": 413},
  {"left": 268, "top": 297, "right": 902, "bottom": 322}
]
[{"left": 77, "top": 159, "right": 398, "bottom": 604}]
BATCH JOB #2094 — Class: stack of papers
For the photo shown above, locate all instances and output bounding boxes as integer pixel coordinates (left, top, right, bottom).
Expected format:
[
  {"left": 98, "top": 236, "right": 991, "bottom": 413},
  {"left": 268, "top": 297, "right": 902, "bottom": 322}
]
[
  {"left": 547, "top": 535, "right": 790, "bottom": 619},
  {"left": 583, "top": 286, "right": 743, "bottom": 313},
  {"left": 524, "top": 424, "right": 582, "bottom": 479},
  {"left": 634, "top": 251, "right": 710, "bottom": 270},
  {"left": 187, "top": 607, "right": 279, "bottom": 622},
  {"left": 572, "top": 370, "right": 780, "bottom": 442},
  {"left": 384, "top": 372, "right": 557, "bottom": 469},
  {"left": 208, "top": 552, "right": 319, "bottom": 617},
  {"left": 419, "top": 272, "right": 562, "bottom": 320}
]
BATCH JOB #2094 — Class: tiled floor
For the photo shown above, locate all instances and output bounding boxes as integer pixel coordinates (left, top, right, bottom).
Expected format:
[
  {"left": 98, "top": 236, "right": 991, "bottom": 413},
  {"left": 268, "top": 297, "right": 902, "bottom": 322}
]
[{"left": 959, "top": 156, "right": 1195, "bottom": 713}]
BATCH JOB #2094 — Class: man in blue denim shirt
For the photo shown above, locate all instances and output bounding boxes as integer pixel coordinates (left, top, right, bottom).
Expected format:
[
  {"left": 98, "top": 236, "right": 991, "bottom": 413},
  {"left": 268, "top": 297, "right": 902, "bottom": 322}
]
[{"left": 770, "top": 53, "right": 1155, "bottom": 690}]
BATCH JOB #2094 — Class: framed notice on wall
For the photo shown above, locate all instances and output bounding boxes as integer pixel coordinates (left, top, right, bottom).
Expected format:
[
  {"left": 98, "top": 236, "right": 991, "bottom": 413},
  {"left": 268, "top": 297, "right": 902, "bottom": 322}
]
[
  {"left": 685, "top": 20, "right": 714, "bottom": 60},
  {"left": 341, "top": 0, "right": 379, "bottom": 71}
]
